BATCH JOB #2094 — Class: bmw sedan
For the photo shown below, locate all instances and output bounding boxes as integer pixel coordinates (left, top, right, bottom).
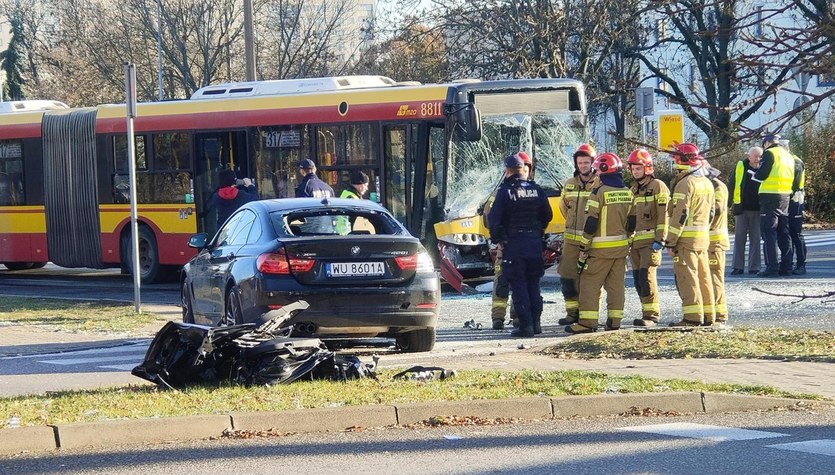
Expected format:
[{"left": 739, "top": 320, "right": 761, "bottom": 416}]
[{"left": 181, "top": 198, "right": 440, "bottom": 352}]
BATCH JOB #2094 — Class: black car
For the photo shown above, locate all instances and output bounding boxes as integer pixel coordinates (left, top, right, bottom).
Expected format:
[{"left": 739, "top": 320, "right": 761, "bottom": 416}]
[{"left": 181, "top": 198, "right": 440, "bottom": 352}]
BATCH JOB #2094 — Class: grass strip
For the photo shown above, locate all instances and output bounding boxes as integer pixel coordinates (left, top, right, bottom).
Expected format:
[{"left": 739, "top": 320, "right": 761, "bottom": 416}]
[
  {"left": 0, "top": 296, "right": 160, "bottom": 333},
  {"left": 542, "top": 327, "right": 835, "bottom": 362},
  {"left": 0, "top": 369, "right": 817, "bottom": 428}
]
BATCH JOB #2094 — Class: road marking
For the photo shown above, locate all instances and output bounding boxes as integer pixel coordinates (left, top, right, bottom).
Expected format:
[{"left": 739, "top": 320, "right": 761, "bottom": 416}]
[
  {"left": 767, "top": 440, "right": 835, "bottom": 457},
  {"left": 99, "top": 364, "right": 140, "bottom": 371},
  {"left": 38, "top": 354, "right": 147, "bottom": 365},
  {"left": 1, "top": 342, "right": 149, "bottom": 360},
  {"left": 619, "top": 422, "right": 788, "bottom": 441}
]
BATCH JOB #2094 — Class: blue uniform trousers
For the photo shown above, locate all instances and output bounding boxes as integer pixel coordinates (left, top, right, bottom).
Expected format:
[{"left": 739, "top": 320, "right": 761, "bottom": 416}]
[{"left": 501, "top": 237, "right": 544, "bottom": 331}]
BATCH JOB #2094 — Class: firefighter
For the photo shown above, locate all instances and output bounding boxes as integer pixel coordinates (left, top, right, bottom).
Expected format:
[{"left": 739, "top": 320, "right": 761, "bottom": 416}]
[
  {"left": 666, "top": 143, "right": 715, "bottom": 326},
  {"left": 706, "top": 162, "right": 729, "bottom": 325},
  {"left": 626, "top": 149, "right": 669, "bottom": 327},
  {"left": 752, "top": 133, "right": 794, "bottom": 277},
  {"left": 566, "top": 153, "right": 634, "bottom": 334},
  {"left": 487, "top": 154, "right": 552, "bottom": 337},
  {"left": 557, "top": 144, "right": 597, "bottom": 326},
  {"left": 485, "top": 152, "right": 532, "bottom": 330}
]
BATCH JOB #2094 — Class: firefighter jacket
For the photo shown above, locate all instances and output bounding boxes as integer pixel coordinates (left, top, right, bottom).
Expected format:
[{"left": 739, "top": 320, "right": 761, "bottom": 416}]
[
  {"left": 629, "top": 177, "right": 669, "bottom": 249},
  {"left": 488, "top": 175, "right": 553, "bottom": 242},
  {"left": 727, "top": 159, "right": 761, "bottom": 213},
  {"left": 667, "top": 168, "right": 714, "bottom": 251},
  {"left": 580, "top": 178, "right": 634, "bottom": 259},
  {"left": 559, "top": 172, "right": 597, "bottom": 246},
  {"left": 753, "top": 145, "right": 794, "bottom": 195},
  {"left": 709, "top": 174, "right": 730, "bottom": 252}
]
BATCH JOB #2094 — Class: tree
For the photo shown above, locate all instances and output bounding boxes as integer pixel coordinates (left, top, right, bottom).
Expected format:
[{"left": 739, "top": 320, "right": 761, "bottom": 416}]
[
  {"left": 353, "top": 21, "right": 449, "bottom": 83},
  {"left": 1, "top": 6, "right": 27, "bottom": 100}
]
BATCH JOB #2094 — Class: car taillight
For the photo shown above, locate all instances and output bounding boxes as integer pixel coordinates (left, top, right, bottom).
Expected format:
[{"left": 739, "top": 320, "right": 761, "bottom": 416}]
[
  {"left": 395, "top": 251, "right": 435, "bottom": 273},
  {"left": 394, "top": 254, "right": 418, "bottom": 271},
  {"left": 257, "top": 250, "right": 315, "bottom": 274}
]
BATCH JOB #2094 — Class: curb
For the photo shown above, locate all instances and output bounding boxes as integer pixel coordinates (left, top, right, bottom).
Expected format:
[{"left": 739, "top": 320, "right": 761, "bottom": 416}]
[{"left": 0, "top": 392, "right": 826, "bottom": 456}]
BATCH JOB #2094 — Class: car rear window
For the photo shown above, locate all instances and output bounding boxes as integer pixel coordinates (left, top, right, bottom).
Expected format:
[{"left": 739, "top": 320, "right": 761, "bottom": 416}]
[{"left": 270, "top": 208, "right": 407, "bottom": 237}]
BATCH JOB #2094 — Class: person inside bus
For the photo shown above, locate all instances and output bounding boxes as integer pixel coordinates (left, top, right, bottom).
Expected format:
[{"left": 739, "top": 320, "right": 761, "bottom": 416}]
[{"left": 203, "top": 168, "right": 258, "bottom": 229}]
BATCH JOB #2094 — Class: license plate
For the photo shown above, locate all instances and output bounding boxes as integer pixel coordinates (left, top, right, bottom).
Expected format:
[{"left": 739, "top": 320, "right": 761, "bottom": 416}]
[{"left": 326, "top": 262, "right": 385, "bottom": 277}]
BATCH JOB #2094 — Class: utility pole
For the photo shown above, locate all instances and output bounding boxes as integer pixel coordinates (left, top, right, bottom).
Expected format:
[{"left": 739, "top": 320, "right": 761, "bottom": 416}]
[{"left": 244, "top": 0, "right": 256, "bottom": 81}]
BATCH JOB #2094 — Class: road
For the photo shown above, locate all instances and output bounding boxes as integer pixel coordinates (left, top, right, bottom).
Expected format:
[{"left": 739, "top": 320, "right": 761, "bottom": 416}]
[
  {"left": 1, "top": 230, "right": 835, "bottom": 396},
  {"left": 3, "top": 408, "right": 834, "bottom": 472}
]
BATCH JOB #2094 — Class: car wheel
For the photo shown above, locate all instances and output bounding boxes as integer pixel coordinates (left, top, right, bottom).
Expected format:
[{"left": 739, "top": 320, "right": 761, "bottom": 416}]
[
  {"left": 222, "top": 285, "right": 243, "bottom": 326},
  {"left": 396, "top": 328, "right": 436, "bottom": 353},
  {"left": 181, "top": 281, "right": 195, "bottom": 324}
]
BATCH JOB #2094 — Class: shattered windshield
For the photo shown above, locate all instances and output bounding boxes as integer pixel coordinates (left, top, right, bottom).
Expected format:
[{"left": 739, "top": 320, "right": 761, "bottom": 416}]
[{"left": 445, "top": 113, "right": 586, "bottom": 220}]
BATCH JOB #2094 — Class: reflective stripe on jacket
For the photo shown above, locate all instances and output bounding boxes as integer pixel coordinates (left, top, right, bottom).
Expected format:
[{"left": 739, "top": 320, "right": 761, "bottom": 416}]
[
  {"left": 580, "top": 185, "right": 633, "bottom": 258},
  {"left": 667, "top": 171, "right": 714, "bottom": 251},
  {"left": 559, "top": 173, "right": 597, "bottom": 245},
  {"left": 757, "top": 146, "right": 795, "bottom": 195},
  {"left": 630, "top": 177, "right": 669, "bottom": 248},
  {"left": 709, "top": 177, "right": 730, "bottom": 251}
]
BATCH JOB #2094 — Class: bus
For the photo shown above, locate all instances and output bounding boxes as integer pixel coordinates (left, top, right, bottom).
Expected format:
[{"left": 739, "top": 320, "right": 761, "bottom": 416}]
[{"left": 0, "top": 76, "right": 588, "bottom": 283}]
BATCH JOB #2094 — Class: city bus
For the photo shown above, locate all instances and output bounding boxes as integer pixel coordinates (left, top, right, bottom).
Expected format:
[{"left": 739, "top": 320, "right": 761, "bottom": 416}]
[{"left": 0, "top": 76, "right": 587, "bottom": 283}]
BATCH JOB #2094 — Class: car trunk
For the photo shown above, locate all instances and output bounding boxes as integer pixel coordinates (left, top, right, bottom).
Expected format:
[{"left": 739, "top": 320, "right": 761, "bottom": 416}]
[{"left": 281, "top": 236, "right": 421, "bottom": 286}]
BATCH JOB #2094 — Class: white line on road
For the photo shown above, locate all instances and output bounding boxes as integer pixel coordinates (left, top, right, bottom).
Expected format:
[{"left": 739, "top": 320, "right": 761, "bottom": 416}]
[
  {"left": 1, "top": 342, "right": 149, "bottom": 360},
  {"left": 619, "top": 422, "right": 788, "bottom": 441},
  {"left": 38, "top": 354, "right": 147, "bottom": 366},
  {"left": 99, "top": 364, "right": 140, "bottom": 371},
  {"left": 767, "top": 440, "right": 835, "bottom": 457}
]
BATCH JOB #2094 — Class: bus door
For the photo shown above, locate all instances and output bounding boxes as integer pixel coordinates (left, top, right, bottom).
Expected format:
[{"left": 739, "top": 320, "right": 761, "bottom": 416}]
[
  {"left": 194, "top": 131, "right": 248, "bottom": 236},
  {"left": 383, "top": 125, "right": 413, "bottom": 228}
]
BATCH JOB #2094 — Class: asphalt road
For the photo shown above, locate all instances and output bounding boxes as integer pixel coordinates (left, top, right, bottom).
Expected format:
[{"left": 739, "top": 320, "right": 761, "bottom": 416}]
[
  {"left": 1, "top": 230, "right": 834, "bottom": 396},
  {"left": 3, "top": 408, "right": 834, "bottom": 473}
]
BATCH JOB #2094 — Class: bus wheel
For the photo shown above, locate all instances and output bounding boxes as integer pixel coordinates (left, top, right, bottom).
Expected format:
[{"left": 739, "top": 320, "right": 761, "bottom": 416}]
[
  {"left": 137, "top": 226, "right": 162, "bottom": 284},
  {"left": 2, "top": 262, "right": 35, "bottom": 271}
]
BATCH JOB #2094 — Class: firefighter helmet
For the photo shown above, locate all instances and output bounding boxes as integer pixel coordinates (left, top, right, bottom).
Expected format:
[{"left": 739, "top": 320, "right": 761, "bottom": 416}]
[
  {"left": 627, "top": 148, "right": 654, "bottom": 175},
  {"left": 593, "top": 152, "right": 623, "bottom": 175},
  {"left": 672, "top": 143, "right": 703, "bottom": 169},
  {"left": 516, "top": 151, "right": 532, "bottom": 168},
  {"left": 573, "top": 144, "right": 597, "bottom": 160}
]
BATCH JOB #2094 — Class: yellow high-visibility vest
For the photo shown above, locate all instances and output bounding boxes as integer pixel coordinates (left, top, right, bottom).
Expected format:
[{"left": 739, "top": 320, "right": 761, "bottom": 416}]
[{"left": 759, "top": 147, "right": 794, "bottom": 195}]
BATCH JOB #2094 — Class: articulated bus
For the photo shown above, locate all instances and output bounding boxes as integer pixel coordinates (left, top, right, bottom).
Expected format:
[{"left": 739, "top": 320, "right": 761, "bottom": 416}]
[{"left": 0, "top": 76, "right": 587, "bottom": 283}]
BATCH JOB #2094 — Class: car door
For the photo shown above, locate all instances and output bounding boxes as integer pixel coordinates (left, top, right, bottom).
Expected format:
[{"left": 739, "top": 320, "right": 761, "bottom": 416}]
[{"left": 205, "top": 211, "right": 250, "bottom": 317}]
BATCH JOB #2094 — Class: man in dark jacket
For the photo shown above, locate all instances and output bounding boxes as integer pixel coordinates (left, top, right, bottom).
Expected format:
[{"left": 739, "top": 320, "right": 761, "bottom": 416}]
[
  {"left": 726, "top": 147, "right": 762, "bottom": 275},
  {"left": 487, "top": 154, "right": 553, "bottom": 338},
  {"left": 295, "top": 159, "right": 334, "bottom": 198},
  {"left": 205, "top": 168, "right": 258, "bottom": 229}
]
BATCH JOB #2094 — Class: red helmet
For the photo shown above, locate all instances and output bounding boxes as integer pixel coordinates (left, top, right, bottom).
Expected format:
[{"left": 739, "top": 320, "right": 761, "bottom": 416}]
[
  {"left": 672, "top": 143, "right": 703, "bottom": 169},
  {"left": 573, "top": 143, "right": 597, "bottom": 160},
  {"left": 627, "top": 148, "right": 654, "bottom": 175},
  {"left": 593, "top": 152, "right": 623, "bottom": 175}
]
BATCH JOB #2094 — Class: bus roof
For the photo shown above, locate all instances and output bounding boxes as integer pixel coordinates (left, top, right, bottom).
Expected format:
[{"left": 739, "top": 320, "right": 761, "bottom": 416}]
[
  {"left": 190, "top": 76, "right": 398, "bottom": 99},
  {"left": 0, "top": 100, "right": 69, "bottom": 114}
]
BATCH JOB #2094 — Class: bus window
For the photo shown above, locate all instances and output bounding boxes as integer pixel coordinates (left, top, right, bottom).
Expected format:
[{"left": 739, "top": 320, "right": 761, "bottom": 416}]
[
  {"left": 0, "top": 140, "right": 24, "bottom": 206},
  {"left": 113, "top": 135, "right": 147, "bottom": 204},
  {"left": 251, "top": 125, "right": 311, "bottom": 199},
  {"left": 316, "top": 124, "right": 379, "bottom": 189},
  {"left": 153, "top": 132, "right": 191, "bottom": 171},
  {"left": 384, "top": 127, "right": 408, "bottom": 223}
]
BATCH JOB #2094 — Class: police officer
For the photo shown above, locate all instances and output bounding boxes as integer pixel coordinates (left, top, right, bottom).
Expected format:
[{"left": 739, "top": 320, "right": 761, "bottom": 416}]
[
  {"left": 666, "top": 143, "right": 715, "bottom": 326},
  {"left": 781, "top": 140, "right": 807, "bottom": 275},
  {"left": 626, "top": 149, "right": 669, "bottom": 327},
  {"left": 296, "top": 159, "right": 335, "bottom": 198},
  {"left": 752, "top": 134, "right": 794, "bottom": 277},
  {"left": 567, "top": 153, "right": 634, "bottom": 334},
  {"left": 487, "top": 153, "right": 552, "bottom": 337},
  {"left": 557, "top": 144, "right": 597, "bottom": 326},
  {"left": 706, "top": 162, "right": 729, "bottom": 325},
  {"left": 485, "top": 152, "right": 532, "bottom": 329}
]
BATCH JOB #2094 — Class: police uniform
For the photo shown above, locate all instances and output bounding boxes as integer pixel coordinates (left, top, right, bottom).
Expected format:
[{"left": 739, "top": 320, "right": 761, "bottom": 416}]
[
  {"left": 667, "top": 166, "right": 715, "bottom": 325},
  {"left": 487, "top": 155, "right": 552, "bottom": 337},
  {"left": 629, "top": 176, "right": 669, "bottom": 324},
  {"left": 708, "top": 169, "right": 730, "bottom": 324},
  {"left": 789, "top": 154, "right": 807, "bottom": 274},
  {"left": 752, "top": 139, "right": 794, "bottom": 276},
  {"left": 570, "top": 154, "right": 633, "bottom": 333},
  {"left": 296, "top": 171, "right": 335, "bottom": 198},
  {"left": 557, "top": 171, "right": 597, "bottom": 325}
]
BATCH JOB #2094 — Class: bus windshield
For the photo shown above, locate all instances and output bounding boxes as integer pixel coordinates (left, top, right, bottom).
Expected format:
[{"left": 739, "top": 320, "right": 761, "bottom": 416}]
[{"left": 445, "top": 111, "right": 586, "bottom": 220}]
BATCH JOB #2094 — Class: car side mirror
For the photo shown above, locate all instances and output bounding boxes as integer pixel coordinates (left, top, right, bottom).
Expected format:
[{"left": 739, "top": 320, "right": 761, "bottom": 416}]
[{"left": 188, "top": 233, "right": 209, "bottom": 249}]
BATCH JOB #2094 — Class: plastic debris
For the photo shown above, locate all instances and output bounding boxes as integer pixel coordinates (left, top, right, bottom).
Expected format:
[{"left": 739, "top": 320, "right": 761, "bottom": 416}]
[{"left": 463, "top": 319, "right": 483, "bottom": 330}]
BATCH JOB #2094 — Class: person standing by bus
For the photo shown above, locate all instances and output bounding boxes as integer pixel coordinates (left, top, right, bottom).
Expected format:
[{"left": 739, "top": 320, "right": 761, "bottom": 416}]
[
  {"left": 727, "top": 147, "right": 762, "bottom": 275},
  {"left": 487, "top": 153, "right": 552, "bottom": 337},
  {"left": 567, "top": 152, "right": 634, "bottom": 334},
  {"left": 296, "top": 159, "right": 334, "bottom": 198},
  {"left": 666, "top": 143, "right": 715, "bottom": 327},
  {"left": 707, "top": 162, "right": 729, "bottom": 325},
  {"left": 204, "top": 168, "right": 258, "bottom": 229},
  {"left": 335, "top": 171, "right": 370, "bottom": 235},
  {"left": 752, "top": 134, "right": 794, "bottom": 277},
  {"left": 626, "top": 149, "right": 669, "bottom": 327},
  {"left": 557, "top": 144, "right": 597, "bottom": 327}
]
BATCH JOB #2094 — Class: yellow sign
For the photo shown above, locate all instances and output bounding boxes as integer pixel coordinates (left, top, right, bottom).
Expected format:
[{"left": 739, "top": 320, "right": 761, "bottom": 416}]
[{"left": 658, "top": 110, "right": 684, "bottom": 151}]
